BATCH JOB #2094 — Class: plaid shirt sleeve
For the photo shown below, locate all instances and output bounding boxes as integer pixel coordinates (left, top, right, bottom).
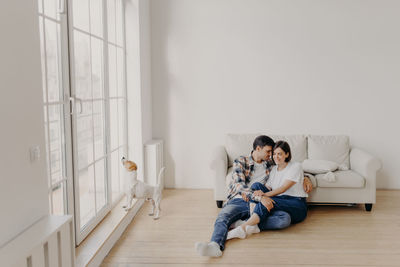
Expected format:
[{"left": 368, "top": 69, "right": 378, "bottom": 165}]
[{"left": 226, "top": 156, "right": 252, "bottom": 200}]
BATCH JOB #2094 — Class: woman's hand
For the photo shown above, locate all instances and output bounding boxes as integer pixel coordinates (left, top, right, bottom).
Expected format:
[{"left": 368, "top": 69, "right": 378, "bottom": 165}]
[
  {"left": 261, "top": 196, "right": 275, "bottom": 211},
  {"left": 253, "top": 190, "right": 264, "bottom": 197},
  {"left": 303, "top": 177, "right": 313, "bottom": 193}
]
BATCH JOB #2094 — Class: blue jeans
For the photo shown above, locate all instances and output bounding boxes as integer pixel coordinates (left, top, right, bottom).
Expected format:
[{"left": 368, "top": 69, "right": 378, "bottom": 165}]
[
  {"left": 251, "top": 182, "right": 308, "bottom": 225},
  {"left": 210, "top": 198, "right": 291, "bottom": 251},
  {"left": 250, "top": 182, "right": 292, "bottom": 230}
]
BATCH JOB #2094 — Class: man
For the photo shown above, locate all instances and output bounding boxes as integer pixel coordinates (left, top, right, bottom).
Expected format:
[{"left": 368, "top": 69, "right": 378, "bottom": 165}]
[{"left": 195, "top": 135, "right": 313, "bottom": 257}]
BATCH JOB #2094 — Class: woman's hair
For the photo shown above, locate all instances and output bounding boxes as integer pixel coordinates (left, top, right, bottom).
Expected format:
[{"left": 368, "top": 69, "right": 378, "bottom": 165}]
[{"left": 273, "top": 140, "right": 292, "bottom": 162}]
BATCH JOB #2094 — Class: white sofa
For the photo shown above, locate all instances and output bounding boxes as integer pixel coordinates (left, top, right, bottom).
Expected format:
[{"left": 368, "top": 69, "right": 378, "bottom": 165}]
[{"left": 211, "top": 134, "right": 382, "bottom": 211}]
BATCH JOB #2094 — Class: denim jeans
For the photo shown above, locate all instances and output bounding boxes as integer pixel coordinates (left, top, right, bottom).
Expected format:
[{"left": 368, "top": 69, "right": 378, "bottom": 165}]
[
  {"left": 251, "top": 182, "right": 308, "bottom": 225},
  {"left": 210, "top": 197, "right": 292, "bottom": 251},
  {"left": 250, "top": 182, "right": 292, "bottom": 230}
]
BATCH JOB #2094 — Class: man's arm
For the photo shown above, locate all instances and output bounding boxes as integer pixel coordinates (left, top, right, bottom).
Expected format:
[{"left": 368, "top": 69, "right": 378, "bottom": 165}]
[{"left": 227, "top": 157, "right": 252, "bottom": 201}]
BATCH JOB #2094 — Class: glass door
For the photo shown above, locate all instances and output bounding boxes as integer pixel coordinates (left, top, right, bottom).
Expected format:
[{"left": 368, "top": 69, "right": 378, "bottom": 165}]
[
  {"left": 69, "top": 0, "right": 110, "bottom": 244},
  {"left": 38, "top": 0, "right": 74, "bottom": 217}
]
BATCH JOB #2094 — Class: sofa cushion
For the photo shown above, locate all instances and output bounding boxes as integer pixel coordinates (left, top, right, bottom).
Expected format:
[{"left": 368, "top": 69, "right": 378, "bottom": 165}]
[
  {"left": 308, "top": 135, "right": 350, "bottom": 170},
  {"left": 270, "top": 135, "right": 307, "bottom": 163},
  {"left": 225, "top": 134, "right": 307, "bottom": 167},
  {"left": 316, "top": 170, "right": 365, "bottom": 188},
  {"left": 302, "top": 159, "right": 338, "bottom": 174},
  {"left": 226, "top": 134, "right": 259, "bottom": 167}
]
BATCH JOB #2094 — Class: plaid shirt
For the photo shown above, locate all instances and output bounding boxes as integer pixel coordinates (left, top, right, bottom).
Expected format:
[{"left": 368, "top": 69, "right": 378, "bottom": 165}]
[{"left": 226, "top": 152, "right": 274, "bottom": 201}]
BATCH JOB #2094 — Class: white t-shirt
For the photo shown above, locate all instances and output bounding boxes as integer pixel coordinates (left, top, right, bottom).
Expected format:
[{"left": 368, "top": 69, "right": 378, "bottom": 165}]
[
  {"left": 249, "top": 161, "right": 267, "bottom": 187},
  {"left": 266, "top": 161, "right": 308, "bottom": 198}
]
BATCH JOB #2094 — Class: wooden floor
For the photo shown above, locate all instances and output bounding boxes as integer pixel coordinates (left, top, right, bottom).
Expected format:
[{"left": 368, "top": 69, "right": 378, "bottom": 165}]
[{"left": 101, "top": 189, "right": 400, "bottom": 266}]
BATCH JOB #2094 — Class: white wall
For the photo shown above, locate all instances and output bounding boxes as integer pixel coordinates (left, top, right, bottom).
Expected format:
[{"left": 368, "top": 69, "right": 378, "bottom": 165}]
[
  {"left": 126, "top": 0, "right": 153, "bottom": 180},
  {"left": 151, "top": 0, "right": 400, "bottom": 189},
  {"left": 0, "top": 1, "right": 49, "bottom": 247}
]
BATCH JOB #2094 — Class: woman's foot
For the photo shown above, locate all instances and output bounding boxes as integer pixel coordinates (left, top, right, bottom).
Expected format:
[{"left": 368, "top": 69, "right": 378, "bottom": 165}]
[
  {"left": 245, "top": 225, "right": 260, "bottom": 235},
  {"left": 226, "top": 225, "right": 246, "bottom": 240}
]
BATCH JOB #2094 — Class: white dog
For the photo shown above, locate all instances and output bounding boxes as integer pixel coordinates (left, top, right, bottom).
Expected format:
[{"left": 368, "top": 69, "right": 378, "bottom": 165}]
[{"left": 121, "top": 157, "right": 165, "bottom": 220}]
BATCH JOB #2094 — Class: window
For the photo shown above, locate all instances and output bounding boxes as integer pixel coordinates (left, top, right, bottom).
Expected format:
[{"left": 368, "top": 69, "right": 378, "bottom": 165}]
[{"left": 38, "top": 0, "right": 127, "bottom": 245}]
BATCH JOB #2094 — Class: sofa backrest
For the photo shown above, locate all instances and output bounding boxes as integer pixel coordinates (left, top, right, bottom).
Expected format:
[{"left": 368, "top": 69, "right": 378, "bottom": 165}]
[
  {"left": 225, "top": 134, "right": 308, "bottom": 167},
  {"left": 225, "top": 134, "right": 350, "bottom": 168}
]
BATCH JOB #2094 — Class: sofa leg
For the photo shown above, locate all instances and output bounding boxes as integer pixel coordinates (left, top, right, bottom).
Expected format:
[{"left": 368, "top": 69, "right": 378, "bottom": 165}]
[
  {"left": 216, "top": 201, "right": 223, "bottom": 208},
  {"left": 365, "top": 203, "right": 373, "bottom": 212}
]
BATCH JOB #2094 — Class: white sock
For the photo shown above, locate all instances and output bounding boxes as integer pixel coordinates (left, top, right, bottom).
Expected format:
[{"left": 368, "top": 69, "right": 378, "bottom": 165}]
[
  {"left": 230, "top": 219, "right": 245, "bottom": 229},
  {"left": 245, "top": 225, "right": 260, "bottom": 235},
  {"left": 195, "top": 241, "right": 222, "bottom": 257},
  {"left": 226, "top": 226, "right": 246, "bottom": 240}
]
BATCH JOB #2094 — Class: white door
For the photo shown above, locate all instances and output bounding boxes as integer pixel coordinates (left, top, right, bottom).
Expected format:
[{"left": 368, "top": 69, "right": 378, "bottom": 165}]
[
  {"left": 38, "top": 0, "right": 127, "bottom": 246},
  {"left": 69, "top": 0, "right": 110, "bottom": 244}
]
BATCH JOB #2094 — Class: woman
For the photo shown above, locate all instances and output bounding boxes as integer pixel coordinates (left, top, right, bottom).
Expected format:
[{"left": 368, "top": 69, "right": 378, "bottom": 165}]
[{"left": 227, "top": 140, "right": 308, "bottom": 239}]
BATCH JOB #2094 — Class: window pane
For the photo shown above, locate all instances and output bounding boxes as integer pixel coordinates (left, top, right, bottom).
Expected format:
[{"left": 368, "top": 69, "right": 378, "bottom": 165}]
[
  {"left": 108, "top": 45, "right": 117, "bottom": 97},
  {"left": 52, "top": 182, "right": 66, "bottom": 215},
  {"left": 116, "top": 0, "right": 123, "bottom": 46},
  {"left": 95, "top": 159, "right": 106, "bottom": 212},
  {"left": 111, "top": 150, "right": 120, "bottom": 202},
  {"left": 45, "top": 19, "right": 61, "bottom": 102},
  {"left": 91, "top": 37, "right": 104, "bottom": 99},
  {"left": 77, "top": 114, "right": 94, "bottom": 170},
  {"left": 73, "top": 0, "right": 90, "bottom": 32},
  {"left": 74, "top": 31, "right": 91, "bottom": 100},
  {"left": 93, "top": 101, "right": 105, "bottom": 160},
  {"left": 79, "top": 165, "right": 95, "bottom": 227},
  {"left": 107, "top": 0, "right": 116, "bottom": 43},
  {"left": 118, "top": 99, "right": 126, "bottom": 146},
  {"left": 118, "top": 147, "right": 126, "bottom": 192},
  {"left": 109, "top": 99, "right": 119, "bottom": 150},
  {"left": 116, "top": 47, "right": 125, "bottom": 97},
  {"left": 90, "top": 0, "right": 103, "bottom": 38}
]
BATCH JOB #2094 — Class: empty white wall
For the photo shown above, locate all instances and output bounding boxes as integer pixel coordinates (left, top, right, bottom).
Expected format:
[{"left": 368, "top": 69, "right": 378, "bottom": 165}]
[
  {"left": 126, "top": 0, "right": 153, "bottom": 179},
  {"left": 151, "top": 0, "right": 400, "bottom": 189},
  {"left": 0, "top": 1, "right": 49, "bottom": 247}
]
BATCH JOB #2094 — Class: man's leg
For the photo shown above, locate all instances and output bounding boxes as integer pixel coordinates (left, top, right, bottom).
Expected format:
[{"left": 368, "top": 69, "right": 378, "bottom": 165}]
[
  {"left": 195, "top": 198, "right": 249, "bottom": 256},
  {"left": 258, "top": 210, "right": 291, "bottom": 230}
]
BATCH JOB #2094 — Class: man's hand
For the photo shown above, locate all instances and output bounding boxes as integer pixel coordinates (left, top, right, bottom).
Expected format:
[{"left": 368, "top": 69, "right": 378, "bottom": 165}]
[
  {"left": 303, "top": 176, "right": 313, "bottom": 193},
  {"left": 261, "top": 196, "right": 275, "bottom": 211},
  {"left": 241, "top": 192, "right": 249, "bottom": 202}
]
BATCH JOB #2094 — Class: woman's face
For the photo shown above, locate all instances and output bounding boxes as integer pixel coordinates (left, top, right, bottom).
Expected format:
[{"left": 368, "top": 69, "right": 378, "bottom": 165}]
[{"left": 273, "top": 147, "right": 289, "bottom": 165}]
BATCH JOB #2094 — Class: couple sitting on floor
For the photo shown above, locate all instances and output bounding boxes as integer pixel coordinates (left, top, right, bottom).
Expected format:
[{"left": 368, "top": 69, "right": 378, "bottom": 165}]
[{"left": 195, "top": 135, "right": 313, "bottom": 257}]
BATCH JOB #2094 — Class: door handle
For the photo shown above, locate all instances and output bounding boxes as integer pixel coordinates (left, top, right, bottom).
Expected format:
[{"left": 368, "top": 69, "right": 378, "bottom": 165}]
[{"left": 69, "top": 96, "right": 83, "bottom": 115}]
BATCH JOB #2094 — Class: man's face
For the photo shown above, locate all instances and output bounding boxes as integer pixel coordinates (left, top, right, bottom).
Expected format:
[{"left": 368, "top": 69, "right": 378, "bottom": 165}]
[{"left": 257, "top": 145, "right": 273, "bottom": 161}]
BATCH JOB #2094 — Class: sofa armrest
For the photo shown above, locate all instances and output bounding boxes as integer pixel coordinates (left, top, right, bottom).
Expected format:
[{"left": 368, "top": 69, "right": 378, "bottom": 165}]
[
  {"left": 210, "top": 146, "right": 228, "bottom": 201},
  {"left": 350, "top": 148, "right": 382, "bottom": 179}
]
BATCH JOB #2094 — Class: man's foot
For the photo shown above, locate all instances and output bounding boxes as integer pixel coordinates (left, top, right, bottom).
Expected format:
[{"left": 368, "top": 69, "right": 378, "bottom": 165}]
[
  {"left": 245, "top": 225, "right": 260, "bottom": 235},
  {"left": 195, "top": 241, "right": 222, "bottom": 257},
  {"left": 230, "top": 219, "right": 245, "bottom": 229},
  {"left": 226, "top": 226, "right": 246, "bottom": 240}
]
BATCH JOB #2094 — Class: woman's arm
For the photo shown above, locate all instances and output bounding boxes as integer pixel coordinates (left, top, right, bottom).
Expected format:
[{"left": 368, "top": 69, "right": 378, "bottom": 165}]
[{"left": 263, "top": 180, "right": 296, "bottom": 197}]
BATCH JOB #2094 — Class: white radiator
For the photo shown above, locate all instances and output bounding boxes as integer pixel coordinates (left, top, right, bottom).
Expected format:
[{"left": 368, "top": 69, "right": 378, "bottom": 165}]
[
  {"left": 144, "top": 139, "right": 164, "bottom": 188},
  {"left": 0, "top": 215, "right": 75, "bottom": 267}
]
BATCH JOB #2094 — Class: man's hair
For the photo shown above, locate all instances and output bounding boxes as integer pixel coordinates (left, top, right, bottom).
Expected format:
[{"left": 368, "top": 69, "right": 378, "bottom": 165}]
[
  {"left": 273, "top": 140, "right": 292, "bottom": 162},
  {"left": 253, "top": 135, "right": 275, "bottom": 150}
]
